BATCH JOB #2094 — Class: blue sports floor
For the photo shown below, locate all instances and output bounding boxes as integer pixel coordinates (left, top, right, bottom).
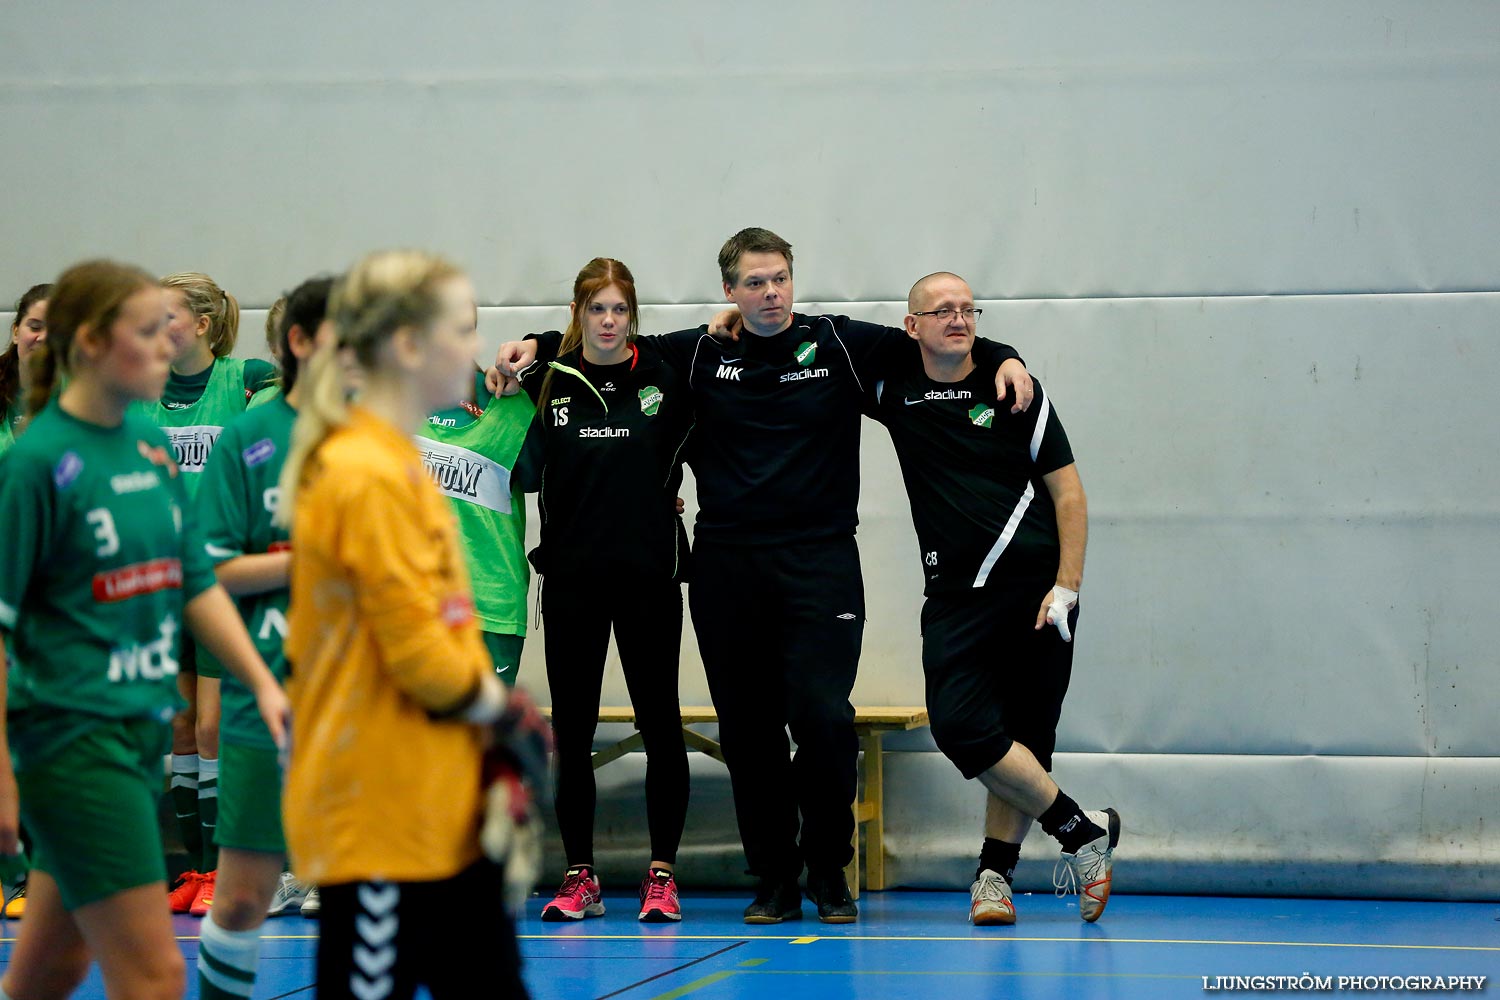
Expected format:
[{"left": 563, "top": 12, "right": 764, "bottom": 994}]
[{"left": 3, "top": 891, "right": 1496, "bottom": 999}]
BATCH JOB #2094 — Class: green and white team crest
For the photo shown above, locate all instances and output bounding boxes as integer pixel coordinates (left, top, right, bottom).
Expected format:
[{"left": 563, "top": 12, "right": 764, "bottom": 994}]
[
  {"left": 639, "top": 385, "right": 663, "bottom": 416},
  {"left": 795, "top": 342, "right": 817, "bottom": 367},
  {"left": 968, "top": 403, "right": 996, "bottom": 428}
]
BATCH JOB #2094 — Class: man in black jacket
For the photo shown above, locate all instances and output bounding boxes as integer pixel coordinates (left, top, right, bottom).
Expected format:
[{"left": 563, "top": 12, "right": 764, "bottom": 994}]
[{"left": 867, "top": 271, "right": 1119, "bottom": 926}]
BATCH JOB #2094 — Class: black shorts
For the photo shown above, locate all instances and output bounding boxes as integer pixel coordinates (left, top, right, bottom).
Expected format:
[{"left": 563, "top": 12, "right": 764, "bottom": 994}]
[
  {"left": 921, "top": 587, "right": 1079, "bottom": 779},
  {"left": 316, "top": 860, "right": 526, "bottom": 999}
]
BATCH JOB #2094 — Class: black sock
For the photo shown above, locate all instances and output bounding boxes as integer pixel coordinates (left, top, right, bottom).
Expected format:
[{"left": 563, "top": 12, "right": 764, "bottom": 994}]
[
  {"left": 977, "top": 838, "right": 1022, "bottom": 884},
  {"left": 1038, "top": 791, "right": 1104, "bottom": 853}
]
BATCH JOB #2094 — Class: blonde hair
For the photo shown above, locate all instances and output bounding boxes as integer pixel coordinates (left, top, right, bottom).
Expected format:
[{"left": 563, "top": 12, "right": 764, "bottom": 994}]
[
  {"left": 265, "top": 296, "right": 287, "bottom": 352},
  {"left": 275, "top": 249, "right": 464, "bottom": 525},
  {"left": 161, "top": 271, "right": 240, "bottom": 357}
]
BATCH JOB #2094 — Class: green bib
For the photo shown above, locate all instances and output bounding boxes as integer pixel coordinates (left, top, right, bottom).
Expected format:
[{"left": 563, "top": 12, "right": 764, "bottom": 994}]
[
  {"left": 417, "top": 388, "right": 534, "bottom": 636},
  {"left": 0, "top": 400, "right": 17, "bottom": 458},
  {"left": 149, "top": 357, "right": 248, "bottom": 497}
]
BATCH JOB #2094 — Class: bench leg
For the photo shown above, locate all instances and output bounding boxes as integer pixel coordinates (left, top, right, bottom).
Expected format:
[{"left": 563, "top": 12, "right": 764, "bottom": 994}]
[{"left": 861, "top": 729, "right": 885, "bottom": 892}]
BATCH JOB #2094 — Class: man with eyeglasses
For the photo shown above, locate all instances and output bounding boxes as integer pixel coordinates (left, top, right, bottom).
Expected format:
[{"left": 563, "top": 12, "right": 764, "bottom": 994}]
[
  {"left": 866, "top": 271, "right": 1120, "bottom": 927},
  {"left": 490, "top": 231, "right": 1035, "bottom": 925}
]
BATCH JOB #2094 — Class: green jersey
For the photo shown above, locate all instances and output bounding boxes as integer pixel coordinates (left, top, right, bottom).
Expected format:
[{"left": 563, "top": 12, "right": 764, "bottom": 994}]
[
  {"left": 246, "top": 383, "right": 283, "bottom": 410},
  {"left": 0, "top": 400, "right": 217, "bottom": 759},
  {"left": 417, "top": 375, "right": 533, "bottom": 636},
  {"left": 148, "top": 356, "right": 252, "bottom": 498},
  {"left": 195, "top": 397, "right": 294, "bottom": 749},
  {"left": 158, "top": 357, "right": 276, "bottom": 409},
  {"left": 0, "top": 399, "right": 20, "bottom": 458}
]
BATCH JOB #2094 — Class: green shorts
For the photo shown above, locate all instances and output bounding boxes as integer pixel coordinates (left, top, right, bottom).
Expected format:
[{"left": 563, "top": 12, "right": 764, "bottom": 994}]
[
  {"left": 215, "top": 739, "right": 285, "bottom": 854},
  {"left": 193, "top": 635, "right": 223, "bottom": 680},
  {"left": 482, "top": 631, "right": 524, "bottom": 688},
  {"left": 14, "top": 715, "right": 168, "bottom": 910}
]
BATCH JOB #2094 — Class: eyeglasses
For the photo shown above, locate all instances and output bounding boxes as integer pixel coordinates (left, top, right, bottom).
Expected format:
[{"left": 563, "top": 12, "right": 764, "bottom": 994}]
[{"left": 912, "top": 307, "right": 982, "bottom": 322}]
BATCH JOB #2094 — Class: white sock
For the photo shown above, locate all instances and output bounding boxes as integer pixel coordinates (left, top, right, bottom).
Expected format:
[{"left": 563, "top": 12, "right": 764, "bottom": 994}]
[
  {"left": 199, "top": 756, "right": 219, "bottom": 806},
  {"left": 198, "top": 913, "right": 264, "bottom": 998},
  {"left": 172, "top": 753, "right": 201, "bottom": 793}
]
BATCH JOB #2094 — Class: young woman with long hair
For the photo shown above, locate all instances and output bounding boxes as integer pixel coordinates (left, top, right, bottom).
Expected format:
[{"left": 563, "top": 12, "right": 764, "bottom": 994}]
[
  {"left": 278, "top": 249, "right": 527, "bottom": 998},
  {"left": 151, "top": 271, "right": 277, "bottom": 916},
  {"left": 0, "top": 258, "right": 287, "bottom": 1000},
  {"left": 514, "top": 257, "right": 694, "bottom": 923}
]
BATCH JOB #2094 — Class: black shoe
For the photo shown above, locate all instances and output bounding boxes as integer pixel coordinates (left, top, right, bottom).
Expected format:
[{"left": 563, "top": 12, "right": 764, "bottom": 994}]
[
  {"left": 805, "top": 868, "right": 858, "bottom": 924},
  {"left": 743, "top": 876, "right": 803, "bottom": 925}
]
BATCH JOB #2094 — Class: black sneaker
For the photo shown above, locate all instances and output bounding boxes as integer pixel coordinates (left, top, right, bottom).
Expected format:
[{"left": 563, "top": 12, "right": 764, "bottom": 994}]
[
  {"left": 743, "top": 876, "right": 802, "bottom": 925},
  {"left": 805, "top": 868, "right": 858, "bottom": 924}
]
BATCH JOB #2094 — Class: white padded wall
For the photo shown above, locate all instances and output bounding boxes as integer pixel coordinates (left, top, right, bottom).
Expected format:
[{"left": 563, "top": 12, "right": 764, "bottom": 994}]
[{"left": 5, "top": 1, "right": 1497, "bottom": 897}]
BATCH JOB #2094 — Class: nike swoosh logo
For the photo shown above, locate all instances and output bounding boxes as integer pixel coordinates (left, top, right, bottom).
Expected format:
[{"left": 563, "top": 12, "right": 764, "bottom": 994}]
[
  {"left": 720, "top": 357, "right": 741, "bottom": 365},
  {"left": 904, "top": 398, "right": 925, "bottom": 406}
]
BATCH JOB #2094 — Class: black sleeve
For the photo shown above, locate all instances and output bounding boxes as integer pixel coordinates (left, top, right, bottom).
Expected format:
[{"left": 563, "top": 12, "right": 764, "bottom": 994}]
[
  {"left": 644, "top": 326, "right": 712, "bottom": 374},
  {"left": 512, "top": 411, "right": 545, "bottom": 493},
  {"left": 522, "top": 330, "right": 564, "bottom": 363},
  {"left": 971, "top": 337, "right": 1024, "bottom": 371},
  {"left": 823, "top": 316, "right": 908, "bottom": 382},
  {"left": 513, "top": 330, "right": 563, "bottom": 405},
  {"left": 1029, "top": 381, "right": 1075, "bottom": 475}
]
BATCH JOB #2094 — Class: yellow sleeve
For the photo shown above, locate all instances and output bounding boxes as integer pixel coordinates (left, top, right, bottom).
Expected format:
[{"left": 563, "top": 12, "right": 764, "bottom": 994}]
[{"left": 337, "top": 474, "right": 487, "bottom": 714}]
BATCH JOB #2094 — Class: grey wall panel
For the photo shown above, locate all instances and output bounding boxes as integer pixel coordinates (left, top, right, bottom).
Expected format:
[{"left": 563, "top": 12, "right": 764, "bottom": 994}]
[
  {"left": 6, "top": 1, "right": 1497, "bottom": 897},
  {"left": 4, "top": 4, "right": 1498, "bottom": 302},
  {"left": 884, "top": 751, "right": 1500, "bottom": 899},
  {"left": 550, "top": 750, "right": 1500, "bottom": 900}
]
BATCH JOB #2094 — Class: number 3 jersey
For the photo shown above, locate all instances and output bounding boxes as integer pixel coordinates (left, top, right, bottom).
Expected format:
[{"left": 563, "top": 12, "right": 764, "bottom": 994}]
[
  {"left": 0, "top": 400, "right": 217, "bottom": 731},
  {"left": 195, "top": 395, "right": 295, "bottom": 750}
]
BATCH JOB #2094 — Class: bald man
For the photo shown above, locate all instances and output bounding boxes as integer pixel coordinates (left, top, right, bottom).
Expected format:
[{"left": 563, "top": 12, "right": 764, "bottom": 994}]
[{"left": 866, "top": 272, "right": 1120, "bottom": 926}]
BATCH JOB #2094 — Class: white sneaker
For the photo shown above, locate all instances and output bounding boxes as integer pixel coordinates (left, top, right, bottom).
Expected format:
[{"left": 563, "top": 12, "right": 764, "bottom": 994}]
[
  {"left": 968, "top": 869, "right": 1015, "bottom": 925},
  {"left": 300, "top": 886, "right": 321, "bottom": 917},
  {"left": 1053, "top": 808, "right": 1120, "bottom": 922},
  {"left": 267, "top": 872, "right": 310, "bottom": 917}
]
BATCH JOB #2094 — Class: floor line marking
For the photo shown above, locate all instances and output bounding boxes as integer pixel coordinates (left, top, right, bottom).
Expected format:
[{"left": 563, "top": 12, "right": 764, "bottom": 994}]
[
  {"left": 737, "top": 958, "right": 768, "bottom": 967},
  {"left": 646, "top": 969, "right": 736, "bottom": 1000},
  {"left": 789, "top": 936, "right": 819, "bottom": 945},
  {"left": 502, "top": 933, "right": 1500, "bottom": 953},
  {"left": 594, "top": 940, "right": 746, "bottom": 1000}
]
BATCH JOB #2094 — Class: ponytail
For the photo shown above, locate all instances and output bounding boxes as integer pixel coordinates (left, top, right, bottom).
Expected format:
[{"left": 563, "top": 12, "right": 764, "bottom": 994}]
[{"left": 274, "top": 250, "right": 459, "bottom": 528}]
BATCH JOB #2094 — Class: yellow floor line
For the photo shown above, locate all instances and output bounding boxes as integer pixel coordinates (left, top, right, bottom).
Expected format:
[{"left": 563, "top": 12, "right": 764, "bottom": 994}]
[{"left": 647, "top": 969, "right": 736, "bottom": 999}]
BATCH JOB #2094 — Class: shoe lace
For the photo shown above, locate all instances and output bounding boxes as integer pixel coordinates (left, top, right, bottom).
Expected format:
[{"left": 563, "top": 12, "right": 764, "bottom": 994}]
[
  {"left": 172, "top": 870, "right": 204, "bottom": 894},
  {"left": 642, "top": 874, "right": 675, "bottom": 906},
  {"left": 1053, "top": 843, "right": 1107, "bottom": 898},
  {"left": 558, "top": 869, "right": 591, "bottom": 899},
  {"left": 974, "top": 872, "right": 1008, "bottom": 903}
]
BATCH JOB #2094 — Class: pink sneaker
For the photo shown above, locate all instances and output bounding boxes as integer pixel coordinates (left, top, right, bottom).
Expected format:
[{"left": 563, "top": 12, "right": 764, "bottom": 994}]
[
  {"left": 541, "top": 866, "right": 604, "bottom": 922},
  {"left": 638, "top": 869, "right": 681, "bottom": 923}
]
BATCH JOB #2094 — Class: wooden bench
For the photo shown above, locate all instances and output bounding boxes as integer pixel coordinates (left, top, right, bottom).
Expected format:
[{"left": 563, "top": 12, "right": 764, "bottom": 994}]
[{"left": 545, "top": 705, "right": 930, "bottom": 896}]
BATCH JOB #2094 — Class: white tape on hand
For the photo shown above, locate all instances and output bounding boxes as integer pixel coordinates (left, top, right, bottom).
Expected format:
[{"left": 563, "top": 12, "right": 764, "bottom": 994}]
[{"left": 1048, "top": 586, "right": 1078, "bottom": 642}]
